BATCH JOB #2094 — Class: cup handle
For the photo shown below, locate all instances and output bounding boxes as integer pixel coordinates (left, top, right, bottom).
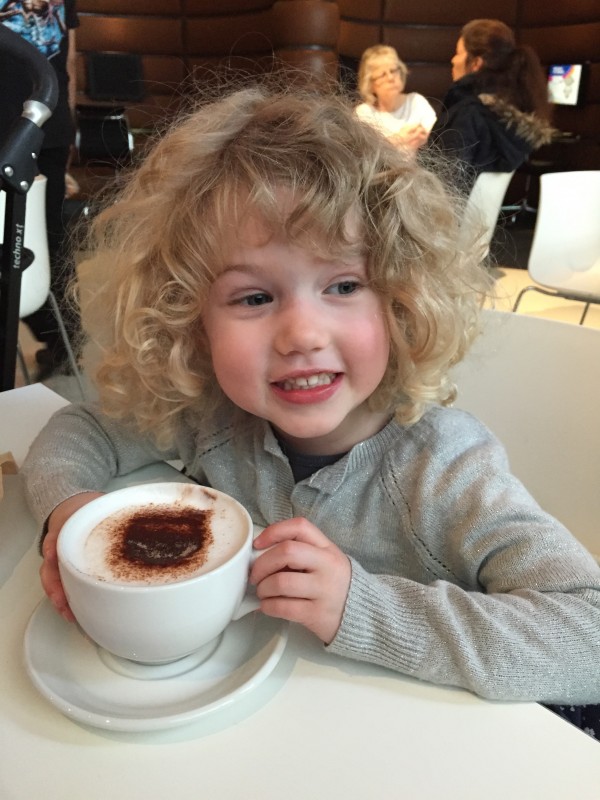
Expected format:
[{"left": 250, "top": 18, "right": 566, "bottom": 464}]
[
  {"left": 232, "top": 525, "right": 266, "bottom": 620},
  {"left": 233, "top": 591, "right": 261, "bottom": 619}
]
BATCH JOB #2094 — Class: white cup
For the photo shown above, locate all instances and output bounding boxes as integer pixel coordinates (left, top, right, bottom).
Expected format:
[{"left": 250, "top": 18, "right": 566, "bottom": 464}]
[{"left": 57, "top": 482, "right": 258, "bottom": 667}]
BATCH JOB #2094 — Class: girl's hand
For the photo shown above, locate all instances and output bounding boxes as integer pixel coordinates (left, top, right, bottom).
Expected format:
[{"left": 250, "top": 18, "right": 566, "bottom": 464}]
[
  {"left": 40, "top": 492, "right": 104, "bottom": 621},
  {"left": 250, "top": 517, "right": 351, "bottom": 645}
]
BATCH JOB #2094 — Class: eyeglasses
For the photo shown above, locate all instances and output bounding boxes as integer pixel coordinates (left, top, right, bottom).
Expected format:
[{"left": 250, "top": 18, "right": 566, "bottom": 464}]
[{"left": 371, "top": 67, "right": 401, "bottom": 84}]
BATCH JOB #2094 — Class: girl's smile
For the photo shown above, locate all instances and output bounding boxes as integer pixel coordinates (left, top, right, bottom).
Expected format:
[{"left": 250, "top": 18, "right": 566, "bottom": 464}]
[
  {"left": 202, "top": 212, "right": 391, "bottom": 456},
  {"left": 271, "top": 371, "right": 342, "bottom": 404}
]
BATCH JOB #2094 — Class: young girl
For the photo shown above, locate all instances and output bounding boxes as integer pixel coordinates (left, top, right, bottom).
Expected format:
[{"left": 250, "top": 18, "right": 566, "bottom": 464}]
[{"left": 22, "top": 85, "right": 600, "bottom": 727}]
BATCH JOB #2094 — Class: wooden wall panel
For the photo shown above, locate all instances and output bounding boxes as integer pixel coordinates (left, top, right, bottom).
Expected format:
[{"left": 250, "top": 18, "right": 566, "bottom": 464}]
[
  {"left": 77, "top": 0, "right": 181, "bottom": 12},
  {"left": 521, "top": 23, "right": 600, "bottom": 63},
  {"left": 138, "top": 56, "right": 186, "bottom": 94},
  {"left": 520, "top": 0, "right": 599, "bottom": 27},
  {"left": 384, "top": 27, "right": 459, "bottom": 64},
  {"left": 274, "top": 49, "right": 339, "bottom": 74},
  {"left": 336, "top": 0, "right": 382, "bottom": 21},
  {"left": 186, "top": 0, "right": 273, "bottom": 12},
  {"left": 77, "top": 16, "right": 183, "bottom": 55},
  {"left": 185, "top": 13, "right": 274, "bottom": 57},
  {"left": 338, "top": 21, "right": 381, "bottom": 58},
  {"left": 406, "top": 64, "right": 453, "bottom": 103},
  {"left": 272, "top": 1, "right": 339, "bottom": 48},
  {"left": 584, "top": 62, "right": 600, "bottom": 104},
  {"left": 384, "top": 0, "right": 517, "bottom": 26}
]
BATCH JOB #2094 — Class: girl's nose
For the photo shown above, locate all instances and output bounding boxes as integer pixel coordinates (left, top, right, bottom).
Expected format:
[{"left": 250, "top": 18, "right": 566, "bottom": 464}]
[{"left": 273, "top": 301, "right": 329, "bottom": 355}]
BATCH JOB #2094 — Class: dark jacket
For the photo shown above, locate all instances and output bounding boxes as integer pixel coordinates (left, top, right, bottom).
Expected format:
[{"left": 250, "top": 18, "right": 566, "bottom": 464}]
[{"left": 430, "top": 74, "right": 554, "bottom": 179}]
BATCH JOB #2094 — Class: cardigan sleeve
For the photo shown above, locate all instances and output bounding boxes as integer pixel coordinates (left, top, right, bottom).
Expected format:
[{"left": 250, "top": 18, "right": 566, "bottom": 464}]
[{"left": 21, "top": 403, "right": 178, "bottom": 524}]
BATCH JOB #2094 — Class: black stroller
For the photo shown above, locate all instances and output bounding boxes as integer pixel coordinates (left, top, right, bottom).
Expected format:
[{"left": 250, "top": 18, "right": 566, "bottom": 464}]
[{"left": 0, "top": 24, "right": 58, "bottom": 391}]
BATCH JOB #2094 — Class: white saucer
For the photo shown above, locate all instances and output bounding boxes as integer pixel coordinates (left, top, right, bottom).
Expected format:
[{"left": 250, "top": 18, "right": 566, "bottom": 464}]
[{"left": 24, "top": 599, "right": 288, "bottom": 732}]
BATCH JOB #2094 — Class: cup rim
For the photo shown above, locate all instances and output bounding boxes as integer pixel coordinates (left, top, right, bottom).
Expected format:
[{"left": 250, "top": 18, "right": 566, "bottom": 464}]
[{"left": 57, "top": 482, "right": 253, "bottom": 591}]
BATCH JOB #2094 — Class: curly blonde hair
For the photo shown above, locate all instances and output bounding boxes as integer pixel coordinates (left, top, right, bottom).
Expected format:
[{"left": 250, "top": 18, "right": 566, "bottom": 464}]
[
  {"left": 79, "top": 82, "right": 492, "bottom": 448},
  {"left": 357, "top": 45, "right": 409, "bottom": 107}
]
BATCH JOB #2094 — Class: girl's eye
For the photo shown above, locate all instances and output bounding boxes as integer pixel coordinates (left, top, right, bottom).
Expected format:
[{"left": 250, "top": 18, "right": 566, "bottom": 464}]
[
  {"left": 238, "top": 292, "right": 272, "bottom": 307},
  {"left": 326, "top": 280, "right": 361, "bottom": 296}
]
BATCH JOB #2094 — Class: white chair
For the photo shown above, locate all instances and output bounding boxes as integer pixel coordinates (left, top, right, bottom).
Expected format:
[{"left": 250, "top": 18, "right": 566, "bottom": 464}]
[
  {"left": 512, "top": 170, "right": 600, "bottom": 324},
  {"left": 452, "top": 309, "right": 600, "bottom": 561},
  {"left": 463, "top": 170, "right": 515, "bottom": 251},
  {"left": 0, "top": 175, "right": 86, "bottom": 398}
]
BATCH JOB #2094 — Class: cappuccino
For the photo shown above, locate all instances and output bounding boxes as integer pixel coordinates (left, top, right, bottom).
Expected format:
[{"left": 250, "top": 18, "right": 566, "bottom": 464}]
[
  {"left": 75, "top": 500, "right": 247, "bottom": 586},
  {"left": 57, "top": 483, "right": 255, "bottom": 664}
]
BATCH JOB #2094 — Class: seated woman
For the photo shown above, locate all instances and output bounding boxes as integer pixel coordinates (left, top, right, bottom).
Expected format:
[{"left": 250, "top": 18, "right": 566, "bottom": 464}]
[
  {"left": 356, "top": 45, "right": 437, "bottom": 151},
  {"left": 430, "top": 19, "right": 554, "bottom": 182}
]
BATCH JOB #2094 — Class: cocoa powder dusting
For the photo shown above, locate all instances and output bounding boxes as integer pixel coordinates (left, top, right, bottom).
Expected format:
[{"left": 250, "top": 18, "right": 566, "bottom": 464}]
[{"left": 103, "top": 505, "right": 214, "bottom": 583}]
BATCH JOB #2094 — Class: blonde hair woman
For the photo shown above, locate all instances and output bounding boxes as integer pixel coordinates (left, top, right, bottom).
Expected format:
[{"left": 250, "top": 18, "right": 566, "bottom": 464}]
[{"left": 356, "top": 45, "right": 437, "bottom": 150}]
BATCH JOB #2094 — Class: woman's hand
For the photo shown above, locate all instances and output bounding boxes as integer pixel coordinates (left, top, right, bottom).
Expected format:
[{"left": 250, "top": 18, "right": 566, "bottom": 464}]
[
  {"left": 391, "top": 123, "right": 429, "bottom": 151},
  {"left": 40, "top": 492, "right": 104, "bottom": 620},
  {"left": 250, "top": 517, "right": 351, "bottom": 645}
]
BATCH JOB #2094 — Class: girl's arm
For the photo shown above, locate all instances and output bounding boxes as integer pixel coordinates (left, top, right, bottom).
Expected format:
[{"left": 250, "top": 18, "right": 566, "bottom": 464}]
[{"left": 21, "top": 403, "right": 178, "bottom": 525}]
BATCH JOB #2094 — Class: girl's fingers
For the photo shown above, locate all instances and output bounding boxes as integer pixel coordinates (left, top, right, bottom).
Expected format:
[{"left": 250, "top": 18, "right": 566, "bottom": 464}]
[
  {"left": 39, "top": 560, "right": 75, "bottom": 621},
  {"left": 39, "top": 492, "right": 103, "bottom": 622},
  {"left": 253, "top": 517, "right": 330, "bottom": 550},
  {"left": 250, "top": 538, "right": 327, "bottom": 585},
  {"left": 255, "top": 565, "right": 319, "bottom": 601}
]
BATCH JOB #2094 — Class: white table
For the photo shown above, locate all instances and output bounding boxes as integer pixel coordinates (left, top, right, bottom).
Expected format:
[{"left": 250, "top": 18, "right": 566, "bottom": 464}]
[{"left": 1, "top": 385, "right": 599, "bottom": 800}]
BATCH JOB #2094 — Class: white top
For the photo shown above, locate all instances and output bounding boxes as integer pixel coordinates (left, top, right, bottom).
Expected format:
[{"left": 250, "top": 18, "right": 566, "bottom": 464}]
[{"left": 356, "top": 92, "right": 437, "bottom": 136}]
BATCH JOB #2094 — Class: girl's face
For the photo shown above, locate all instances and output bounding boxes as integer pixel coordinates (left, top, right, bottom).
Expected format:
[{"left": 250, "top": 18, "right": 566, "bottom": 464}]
[
  {"left": 203, "top": 212, "right": 391, "bottom": 456},
  {"left": 369, "top": 56, "right": 404, "bottom": 106}
]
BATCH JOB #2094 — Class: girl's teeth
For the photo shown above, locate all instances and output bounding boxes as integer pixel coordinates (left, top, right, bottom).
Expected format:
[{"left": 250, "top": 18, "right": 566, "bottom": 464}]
[{"left": 281, "top": 373, "right": 334, "bottom": 391}]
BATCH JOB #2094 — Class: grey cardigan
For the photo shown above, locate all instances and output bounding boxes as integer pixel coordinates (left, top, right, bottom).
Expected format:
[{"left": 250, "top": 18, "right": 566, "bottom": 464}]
[{"left": 22, "top": 402, "right": 600, "bottom": 704}]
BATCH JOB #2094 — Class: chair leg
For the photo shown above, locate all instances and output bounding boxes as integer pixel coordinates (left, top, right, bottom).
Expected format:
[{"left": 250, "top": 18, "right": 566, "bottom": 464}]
[
  {"left": 16, "top": 344, "right": 32, "bottom": 385},
  {"left": 512, "top": 288, "right": 526, "bottom": 313},
  {"left": 47, "top": 290, "right": 88, "bottom": 401},
  {"left": 512, "top": 285, "right": 539, "bottom": 313},
  {"left": 579, "top": 303, "right": 591, "bottom": 325}
]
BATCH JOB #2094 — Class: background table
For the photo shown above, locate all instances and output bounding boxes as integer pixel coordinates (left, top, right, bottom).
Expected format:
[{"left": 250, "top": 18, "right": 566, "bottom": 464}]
[{"left": 1, "top": 385, "right": 599, "bottom": 800}]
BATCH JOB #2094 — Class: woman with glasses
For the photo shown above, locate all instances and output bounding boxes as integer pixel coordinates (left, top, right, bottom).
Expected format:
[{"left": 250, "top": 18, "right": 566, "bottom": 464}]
[{"left": 356, "top": 45, "right": 437, "bottom": 151}]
